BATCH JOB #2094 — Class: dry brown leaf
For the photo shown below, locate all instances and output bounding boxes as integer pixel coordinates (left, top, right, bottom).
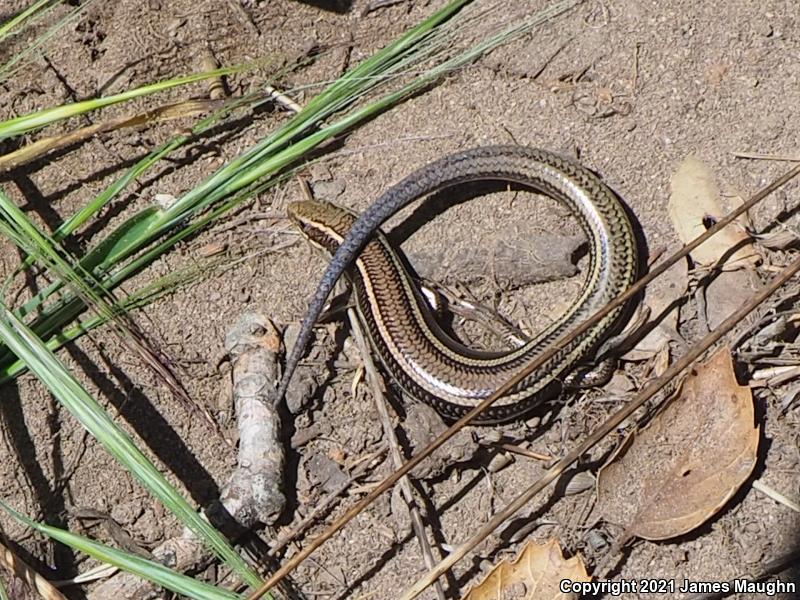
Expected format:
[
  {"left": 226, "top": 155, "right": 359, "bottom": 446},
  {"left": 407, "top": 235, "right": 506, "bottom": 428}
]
[
  {"left": 0, "top": 538, "right": 68, "bottom": 600},
  {"left": 704, "top": 267, "right": 761, "bottom": 330},
  {"left": 651, "top": 343, "right": 671, "bottom": 378},
  {"left": 667, "top": 156, "right": 759, "bottom": 269},
  {"left": 624, "top": 258, "right": 688, "bottom": 361},
  {"left": 597, "top": 346, "right": 759, "bottom": 541},
  {"left": 462, "top": 539, "right": 589, "bottom": 600}
]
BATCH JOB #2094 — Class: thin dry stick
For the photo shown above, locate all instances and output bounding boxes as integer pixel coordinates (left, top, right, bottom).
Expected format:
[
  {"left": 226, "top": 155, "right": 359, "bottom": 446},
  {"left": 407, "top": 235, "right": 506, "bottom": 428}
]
[
  {"left": 752, "top": 479, "right": 800, "bottom": 513},
  {"left": 268, "top": 445, "right": 387, "bottom": 558},
  {"left": 362, "top": 0, "right": 409, "bottom": 16},
  {"left": 348, "top": 308, "right": 447, "bottom": 600},
  {"left": 247, "top": 161, "right": 800, "bottom": 600},
  {"left": 493, "top": 442, "right": 551, "bottom": 461},
  {"left": 732, "top": 151, "right": 800, "bottom": 162},
  {"left": 400, "top": 253, "right": 800, "bottom": 599},
  {"left": 631, "top": 41, "right": 640, "bottom": 95}
]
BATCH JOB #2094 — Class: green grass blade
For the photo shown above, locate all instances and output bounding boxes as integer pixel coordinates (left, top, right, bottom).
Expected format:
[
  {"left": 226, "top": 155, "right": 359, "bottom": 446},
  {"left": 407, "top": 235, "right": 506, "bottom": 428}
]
[
  {"left": 0, "top": 0, "right": 54, "bottom": 41},
  {"left": 0, "top": 0, "right": 96, "bottom": 83},
  {"left": 0, "top": 0, "right": 579, "bottom": 374},
  {"left": 47, "top": 91, "right": 255, "bottom": 244},
  {"left": 149, "top": 0, "right": 473, "bottom": 234},
  {"left": 0, "top": 189, "right": 115, "bottom": 318},
  {"left": 0, "top": 304, "right": 263, "bottom": 591},
  {"left": 81, "top": 206, "right": 165, "bottom": 274},
  {"left": 0, "top": 64, "right": 253, "bottom": 141},
  {"left": 0, "top": 500, "right": 242, "bottom": 600},
  {"left": 6, "top": 90, "right": 261, "bottom": 308},
  {"left": 0, "top": 0, "right": 471, "bottom": 346},
  {"left": 0, "top": 193, "right": 266, "bottom": 592},
  {"left": 0, "top": 255, "right": 226, "bottom": 383}
]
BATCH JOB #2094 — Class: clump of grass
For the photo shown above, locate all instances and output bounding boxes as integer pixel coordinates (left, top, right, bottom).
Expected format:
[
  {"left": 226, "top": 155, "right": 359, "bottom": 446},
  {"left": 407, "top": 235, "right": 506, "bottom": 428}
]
[
  {"left": 0, "top": 0, "right": 584, "bottom": 597},
  {"left": 0, "top": 0, "right": 99, "bottom": 82}
]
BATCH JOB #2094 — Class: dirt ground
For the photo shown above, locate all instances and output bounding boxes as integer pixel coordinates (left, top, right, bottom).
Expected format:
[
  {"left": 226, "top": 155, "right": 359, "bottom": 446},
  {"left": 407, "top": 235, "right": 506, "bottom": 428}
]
[{"left": 1, "top": 0, "right": 799, "bottom": 598}]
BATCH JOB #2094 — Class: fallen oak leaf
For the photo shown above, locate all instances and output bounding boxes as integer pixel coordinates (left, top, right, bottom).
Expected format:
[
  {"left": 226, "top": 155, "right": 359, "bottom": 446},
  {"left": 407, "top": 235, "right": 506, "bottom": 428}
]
[
  {"left": 462, "top": 538, "right": 589, "bottom": 600},
  {"left": 668, "top": 156, "right": 759, "bottom": 269},
  {"left": 597, "top": 346, "right": 759, "bottom": 543}
]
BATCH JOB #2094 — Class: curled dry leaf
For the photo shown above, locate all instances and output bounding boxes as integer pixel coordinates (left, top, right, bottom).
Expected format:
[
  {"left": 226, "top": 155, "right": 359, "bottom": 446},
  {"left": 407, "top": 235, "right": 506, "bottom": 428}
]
[
  {"left": 597, "top": 346, "right": 759, "bottom": 542},
  {"left": 651, "top": 343, "right": 671, "bottom": 378},
  {"left": 667, "top": 156, "right": 759, "bottom": 269},
  {"left": 462, "top": 538, "right": 589, "bottom": 600}
]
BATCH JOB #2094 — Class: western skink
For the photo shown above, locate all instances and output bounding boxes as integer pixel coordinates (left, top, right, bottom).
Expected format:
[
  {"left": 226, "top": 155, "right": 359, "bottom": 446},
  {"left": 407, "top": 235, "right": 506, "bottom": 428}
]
[{"left": 279, "top": 146, "right": 637, "bottom": 423}]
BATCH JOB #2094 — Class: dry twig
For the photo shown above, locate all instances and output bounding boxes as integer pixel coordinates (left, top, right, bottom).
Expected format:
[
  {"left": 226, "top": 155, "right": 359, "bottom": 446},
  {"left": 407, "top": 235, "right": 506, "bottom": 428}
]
[
  {"left": 0, "top": 99, "right": 221, "bottom": 172},
  {"left": 348, "top": 308, "right": 447, "bottom": 600},
  {"left": 249, "top": 161, "right": 800, "bottom": 600},
  {"left": 401, "top": 251, "right": 800, "bottom": 598},
  {"left": 752, "top": 479, "right": 800, "bottom": 513},
  {"left": 268, "top": 445, "right": 387, "bottom": 558},
  {"left": 732, "top": 151, "right": 800, "bottom": 162}
]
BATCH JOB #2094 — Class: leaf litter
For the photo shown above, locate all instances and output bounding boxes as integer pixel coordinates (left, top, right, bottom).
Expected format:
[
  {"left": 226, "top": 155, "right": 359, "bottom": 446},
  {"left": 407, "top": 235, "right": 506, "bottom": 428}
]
[
  {"left": 461, "top": 538, "right": 589, "bottom": 600},
  {"left": 667, "top": 156, "right": 759, "bottom": 270},
  {"left": 668, "top": 156, "right": 763, "bottom": 330},
  {"left": 597, "top": 346, "right": 759, "bottom": 543}
]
